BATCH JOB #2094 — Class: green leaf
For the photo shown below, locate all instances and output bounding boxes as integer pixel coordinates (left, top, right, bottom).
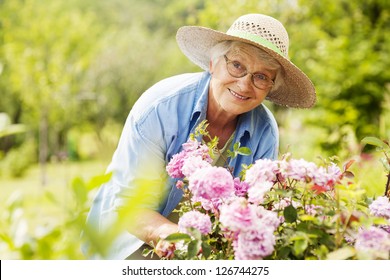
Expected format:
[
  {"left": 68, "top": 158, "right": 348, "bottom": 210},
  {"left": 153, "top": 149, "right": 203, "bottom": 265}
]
[
  {"left": 226, "top": 150, "right": 235, "bottom": 158},
  {"left": 71, "top": 177, "right": 87, "bottom": 205},
  {"left": 293, "top": 238, "right": 308, "bottom": 257},
  {"left": 284, "top": 205, "right": 298, "bottom": 223},
  {"left": 164, "top": 233, "right": 191, "bottom": 243},
  {"left": 277, "top": 246, "right": 291, "bottom": 259},
  {"left": 237, "top": 147, "right": 252, "bottom": 156},
  {"left": 380, "top": 157, "right": 390, "bottom": 172},
  {"left": 361, "top": 136, "right": 389, "bottom": 150},
  {"left": 142, "top": 247, "right": 154, "bottom": 258},
  {"left": 187, "top": 228, "right": 201, "bottom": 240},
  {"left": 86, "top": 173, "right": 112, "bottom": 191},
  {"left": 44, "top": 191, "right": 58, "bottom": 204},
  {"left": 299, "top": 214, "right": 316, "bottom": 222},
  {"left": 201, "top": 241, "right": 211, "bottom": 258},
  {"left": 188, "top": 239, "right": 201, "bottom": 259},
  {"left": 327, "top": 247, "right": 356, "bottom": 260}
]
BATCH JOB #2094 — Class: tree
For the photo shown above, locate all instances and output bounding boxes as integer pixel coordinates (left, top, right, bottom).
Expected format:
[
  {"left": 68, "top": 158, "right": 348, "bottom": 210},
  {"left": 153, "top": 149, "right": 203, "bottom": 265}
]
[
  {"left": 287, "top": 0, "right": 390, "bottom": 155},
  {"left": 0, "top": 0, "right": 105, "bottom": 184}
]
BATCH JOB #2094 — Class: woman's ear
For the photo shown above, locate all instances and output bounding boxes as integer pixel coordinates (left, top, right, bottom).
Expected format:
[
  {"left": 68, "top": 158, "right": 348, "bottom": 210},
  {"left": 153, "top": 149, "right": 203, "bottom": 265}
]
[{"left": 209, "top": 60, "right": 213, "bottom": 74}]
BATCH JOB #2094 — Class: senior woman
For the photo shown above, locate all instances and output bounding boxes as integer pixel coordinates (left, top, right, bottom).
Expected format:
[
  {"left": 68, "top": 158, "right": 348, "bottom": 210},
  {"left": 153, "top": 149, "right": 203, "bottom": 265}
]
[{"left": 83, "top": 14, "right": 316, "bottom": 259}]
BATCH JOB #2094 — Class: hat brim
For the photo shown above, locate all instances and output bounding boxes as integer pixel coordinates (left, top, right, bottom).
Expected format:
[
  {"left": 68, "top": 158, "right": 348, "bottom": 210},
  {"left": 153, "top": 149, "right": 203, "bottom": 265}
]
[{"left": 176, "top": 26, "right": 316, "bottom": 108}]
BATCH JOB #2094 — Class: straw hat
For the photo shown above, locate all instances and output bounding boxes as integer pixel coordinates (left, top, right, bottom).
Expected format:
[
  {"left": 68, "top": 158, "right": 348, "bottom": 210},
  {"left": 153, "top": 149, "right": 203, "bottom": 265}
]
[{"left": 176, "top": 14, "right": 316, "bottom": 108}]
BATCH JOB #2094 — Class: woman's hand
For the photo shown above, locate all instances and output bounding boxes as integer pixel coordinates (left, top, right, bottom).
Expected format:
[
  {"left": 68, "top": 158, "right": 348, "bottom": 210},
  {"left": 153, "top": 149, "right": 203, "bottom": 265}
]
[
  {"left": 155, "top": 239, "right": 176, "bottom": 259},
  {"left": 127, "top": 208, "right": 179, "bottom": 258}
]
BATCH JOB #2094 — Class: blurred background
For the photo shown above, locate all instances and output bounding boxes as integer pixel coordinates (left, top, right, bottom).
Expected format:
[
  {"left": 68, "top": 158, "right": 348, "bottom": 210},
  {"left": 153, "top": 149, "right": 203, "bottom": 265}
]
[{"left": 0, "top": 0, "right": 389, "bottom": 259}]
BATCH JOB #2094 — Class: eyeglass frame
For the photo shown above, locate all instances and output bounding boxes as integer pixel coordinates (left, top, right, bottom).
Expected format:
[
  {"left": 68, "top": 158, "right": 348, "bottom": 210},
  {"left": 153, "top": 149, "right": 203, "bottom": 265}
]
[{"left": 223, "top": 55, "right": 274, "bottom": 90}]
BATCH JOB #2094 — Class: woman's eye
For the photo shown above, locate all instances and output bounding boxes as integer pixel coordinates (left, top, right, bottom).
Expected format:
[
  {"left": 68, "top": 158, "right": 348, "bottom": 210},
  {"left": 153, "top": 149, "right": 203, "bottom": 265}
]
[
  {"left": 254, "top": 73, "right": 268, "bottom": 81},
  {"left": 232, "top": 61, "right": 242, "bottom": 70}
]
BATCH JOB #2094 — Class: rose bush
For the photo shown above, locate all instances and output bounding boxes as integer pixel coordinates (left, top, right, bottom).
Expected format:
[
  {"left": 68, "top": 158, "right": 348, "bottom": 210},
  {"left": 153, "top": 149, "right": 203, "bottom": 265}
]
[{"left": 144, "top": 125, "right": 390, "bottom": 260}]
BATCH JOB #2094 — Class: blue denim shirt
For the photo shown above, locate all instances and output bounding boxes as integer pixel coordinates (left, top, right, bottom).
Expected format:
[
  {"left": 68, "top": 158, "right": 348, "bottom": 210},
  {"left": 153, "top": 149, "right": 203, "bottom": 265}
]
[{"left": 84, "top": 72, "right": 279, "bottom": 259}]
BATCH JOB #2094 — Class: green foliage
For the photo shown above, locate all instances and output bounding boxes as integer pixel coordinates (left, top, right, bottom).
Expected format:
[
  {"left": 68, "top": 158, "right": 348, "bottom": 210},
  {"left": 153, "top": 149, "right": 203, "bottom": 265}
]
[
  {"left": 0, "top": 0, "right": 107, "bottom": 162},
  {"left": 0, "top": 113, "right": 26, "bottom": 138},
  {"left": 161, "top": 152, "right": 389, "bottom": 260},
  {"left": 162, "top": 0, "right": 390, "bottom": 158},
  {"left": 0, "top": 0, "right": 198, "bottom": 163},
  {"left": 1, "top": 0, "right": 390, "bottom": 259},
  {"left": 0, "top": 138, "right": 36, "bottom": 177},
  {"left": 362, "top": 136, "right": 390, "bottom": 156},
  {"left": 289, "top": 0, "right": 390, "bottom": 155},
  {"left": 1, "top": 0, "right": 389, "bottom": 163},
  {"left": 227, "top": 142, "right": 252, "bottom": 158},
  {"left": 0, "top": 172, "right": 110, "bottom": 259},
  {"left": 193, "top": 119, "right": 252, "bottom": 167},
  {"left": 155, "top": 127, "right": 390, "bottom": 260},
  {"left": 283, "top": 205, "right": 298, "bottom": 223}
]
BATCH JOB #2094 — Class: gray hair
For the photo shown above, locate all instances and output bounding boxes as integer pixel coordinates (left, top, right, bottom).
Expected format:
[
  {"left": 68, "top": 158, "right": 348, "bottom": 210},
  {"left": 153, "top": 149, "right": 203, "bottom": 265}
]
[{"left": 209, "top": 41, "right": 285, "bottom": 92}]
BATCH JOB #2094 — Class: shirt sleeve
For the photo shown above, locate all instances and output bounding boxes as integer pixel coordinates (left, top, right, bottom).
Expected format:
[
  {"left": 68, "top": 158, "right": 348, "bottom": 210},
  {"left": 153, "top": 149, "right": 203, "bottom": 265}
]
[{"left": 107, "top": 110, "right": 170, "bottom": 213}]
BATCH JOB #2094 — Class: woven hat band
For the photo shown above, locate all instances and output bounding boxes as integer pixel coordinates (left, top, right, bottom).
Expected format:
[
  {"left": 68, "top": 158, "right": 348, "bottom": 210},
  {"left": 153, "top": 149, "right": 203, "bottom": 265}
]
[{"left": 226, "top": 30, "right": 284, "bottom": 57}]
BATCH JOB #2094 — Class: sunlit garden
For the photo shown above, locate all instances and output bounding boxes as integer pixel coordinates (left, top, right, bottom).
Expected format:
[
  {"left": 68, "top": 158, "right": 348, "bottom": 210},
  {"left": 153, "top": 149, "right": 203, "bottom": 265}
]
[{"left": 1, "top": 0, "right": 389, "bottom": 260}]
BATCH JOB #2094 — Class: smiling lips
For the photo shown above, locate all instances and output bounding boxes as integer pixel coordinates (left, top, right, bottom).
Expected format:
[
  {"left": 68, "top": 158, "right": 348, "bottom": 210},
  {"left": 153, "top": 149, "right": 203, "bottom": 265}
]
[{"left": 229, "top": 89, "right": 249, "bottom": 100}]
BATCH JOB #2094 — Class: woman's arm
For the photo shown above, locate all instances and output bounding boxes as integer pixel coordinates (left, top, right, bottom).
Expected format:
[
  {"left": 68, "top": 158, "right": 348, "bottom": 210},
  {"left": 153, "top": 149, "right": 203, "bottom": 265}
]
[{"left": 128, "top": 208, "right": 178, "bottom": 252}]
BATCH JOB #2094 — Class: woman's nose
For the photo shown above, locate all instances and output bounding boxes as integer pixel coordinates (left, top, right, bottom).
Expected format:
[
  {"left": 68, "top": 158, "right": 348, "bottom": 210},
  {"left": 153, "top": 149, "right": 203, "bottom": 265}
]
[{"left": 236, "top": 73, "right": 253, "bottom": 91}]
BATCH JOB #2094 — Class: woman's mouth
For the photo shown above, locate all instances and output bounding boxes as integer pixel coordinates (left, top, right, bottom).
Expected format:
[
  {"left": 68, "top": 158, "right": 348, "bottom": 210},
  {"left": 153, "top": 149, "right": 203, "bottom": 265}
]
[{"left": 229, "top": 89, "right": 249, "bottom": 100}]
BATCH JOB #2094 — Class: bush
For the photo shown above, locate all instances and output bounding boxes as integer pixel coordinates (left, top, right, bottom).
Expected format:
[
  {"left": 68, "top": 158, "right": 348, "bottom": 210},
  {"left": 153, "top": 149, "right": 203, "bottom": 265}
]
[
  {"left": 1, "top": 139, "right": 37, "bottom": 178},
  {"left": 146, "top": 127, "right": 390, "bottom": 260}
]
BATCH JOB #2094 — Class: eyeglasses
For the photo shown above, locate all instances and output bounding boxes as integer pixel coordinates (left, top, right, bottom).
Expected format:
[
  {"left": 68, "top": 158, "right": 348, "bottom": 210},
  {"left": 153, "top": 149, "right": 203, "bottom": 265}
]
[{"left": 223, "top": 55, "right": 274, "bottom": 90}]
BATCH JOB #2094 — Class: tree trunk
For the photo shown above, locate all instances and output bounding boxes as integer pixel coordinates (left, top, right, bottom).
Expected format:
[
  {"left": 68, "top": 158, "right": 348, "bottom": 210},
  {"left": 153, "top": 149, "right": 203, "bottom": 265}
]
[{"left": 39, "top": 109, "right": 48, "bottom": 186}]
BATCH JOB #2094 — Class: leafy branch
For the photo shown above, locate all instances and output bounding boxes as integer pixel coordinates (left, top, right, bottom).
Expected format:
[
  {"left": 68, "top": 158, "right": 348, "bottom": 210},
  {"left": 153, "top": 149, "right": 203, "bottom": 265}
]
[{"left": 194, "top": 119, "right": 251, "bottom": 174}]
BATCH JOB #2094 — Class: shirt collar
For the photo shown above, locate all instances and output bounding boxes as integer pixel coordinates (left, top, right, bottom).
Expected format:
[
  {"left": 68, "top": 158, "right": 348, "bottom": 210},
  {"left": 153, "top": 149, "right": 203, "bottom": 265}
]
[
  {"left": 236, "top": 111, "right": 253, "bottom": 140},
  {"left": 191, "top": 72, "right": 211, "bottom": 121}
]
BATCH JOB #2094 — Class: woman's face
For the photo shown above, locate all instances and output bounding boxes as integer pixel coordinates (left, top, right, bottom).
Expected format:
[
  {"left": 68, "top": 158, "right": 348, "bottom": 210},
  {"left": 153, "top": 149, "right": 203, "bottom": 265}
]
[{"left": 209, "top": 45, "right": 277, "bottom": 117}]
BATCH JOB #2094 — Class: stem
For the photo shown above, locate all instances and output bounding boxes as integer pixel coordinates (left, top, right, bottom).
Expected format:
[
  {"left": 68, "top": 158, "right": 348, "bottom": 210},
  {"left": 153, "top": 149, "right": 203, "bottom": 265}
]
[
  {"left": 225, "top": 238, "right": 234, "bottom": 260},
  {"left": 383, "top": 150, "right": 390, "bottom": 197},
  {"left": 184, "top": 190, "right": 194, "bottom": 210},
  {"left": 204, "top": 134, "right": 235, "bottom": 175},
  {"left": 334, "top": 188, "right": 342, "bottom": 248},
  {"left": 385, "top": 172, "right": 390, "bottom": 198}
]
